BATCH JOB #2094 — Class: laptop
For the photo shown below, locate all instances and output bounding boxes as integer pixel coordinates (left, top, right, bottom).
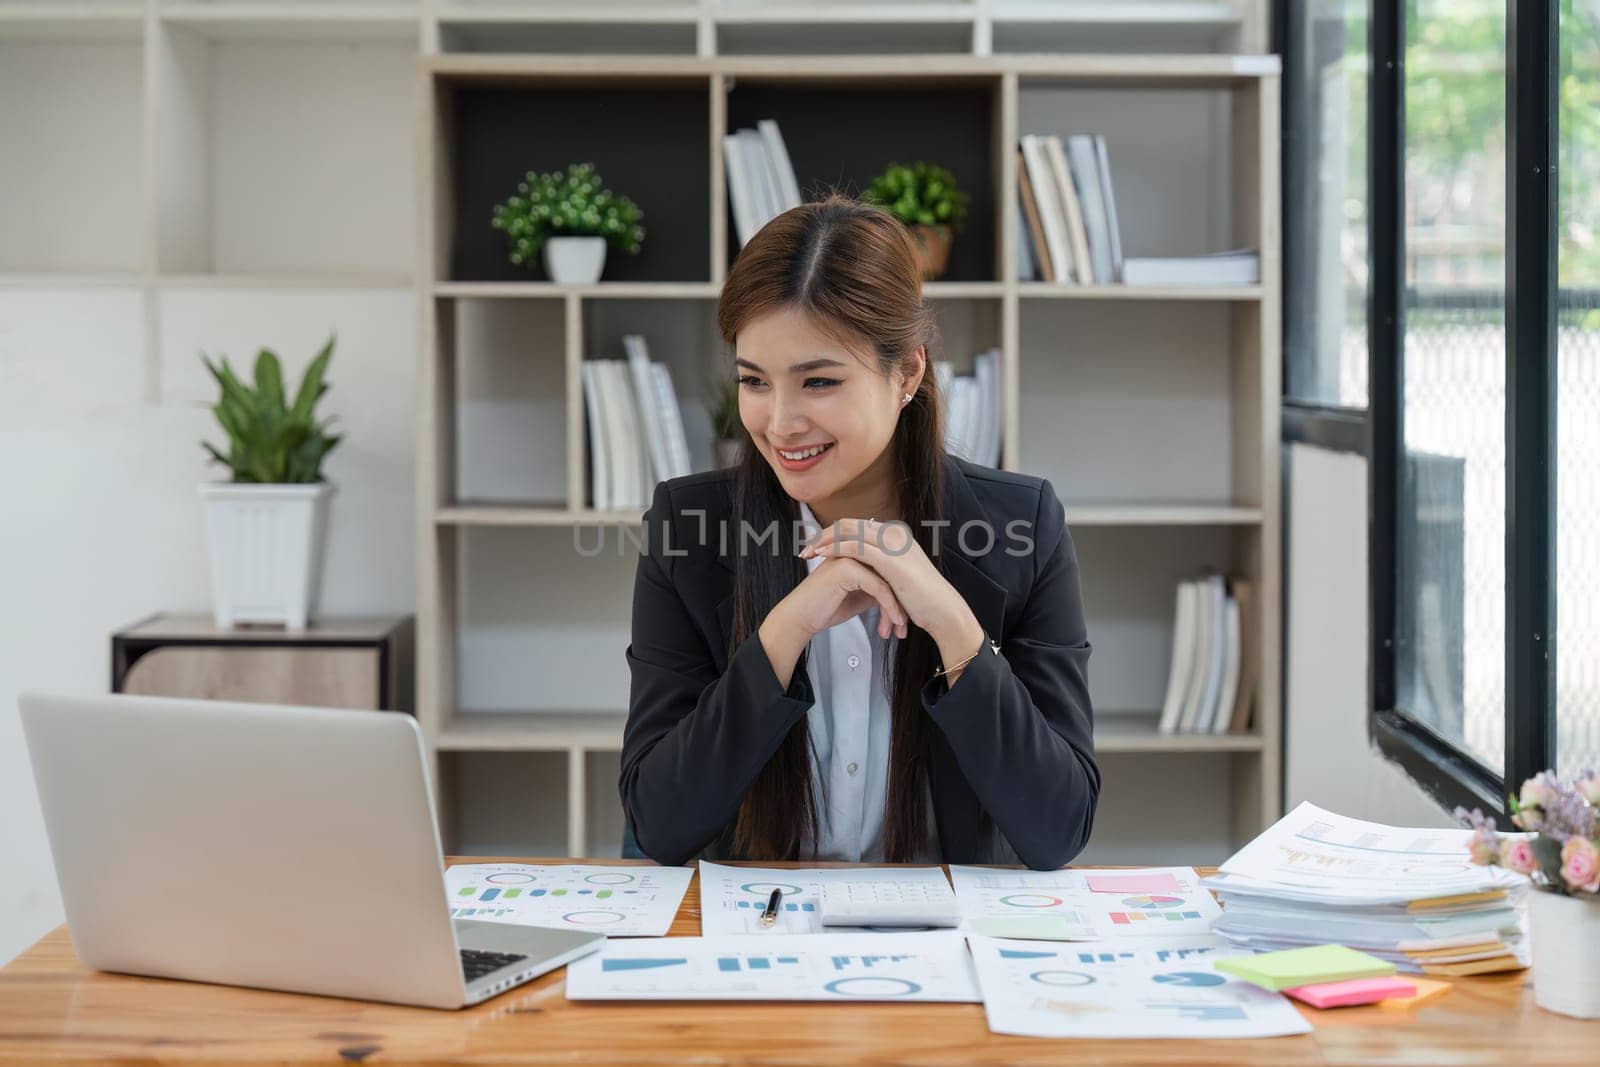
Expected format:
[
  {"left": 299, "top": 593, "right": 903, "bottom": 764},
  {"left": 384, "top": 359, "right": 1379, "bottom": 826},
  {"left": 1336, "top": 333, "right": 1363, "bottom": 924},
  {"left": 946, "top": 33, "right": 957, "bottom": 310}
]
[{"left": 19, "top": 690, "right": 604, "bottom": 1009}]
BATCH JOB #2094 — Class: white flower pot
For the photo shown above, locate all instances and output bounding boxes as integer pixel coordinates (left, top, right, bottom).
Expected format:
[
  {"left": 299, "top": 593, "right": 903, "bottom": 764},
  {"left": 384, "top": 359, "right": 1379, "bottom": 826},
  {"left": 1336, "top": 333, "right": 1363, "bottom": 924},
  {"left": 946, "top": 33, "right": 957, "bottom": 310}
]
[
  {"left": 199, "top": 482, "right": 333, "bottom": 631},
  {"left": 1528, "top": 887, "right": 1600, "bottom": 1019},
  {"left": 543, "top": 236, "right": 608, "bottom": 284}
]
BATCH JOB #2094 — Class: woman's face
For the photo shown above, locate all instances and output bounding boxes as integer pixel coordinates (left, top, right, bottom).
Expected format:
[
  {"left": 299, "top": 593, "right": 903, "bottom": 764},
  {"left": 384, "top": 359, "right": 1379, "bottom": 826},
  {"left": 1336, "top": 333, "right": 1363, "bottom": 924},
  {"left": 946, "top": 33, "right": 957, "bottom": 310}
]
[{"left": 734, "top": 305, "right": 916, "bottom": 505}]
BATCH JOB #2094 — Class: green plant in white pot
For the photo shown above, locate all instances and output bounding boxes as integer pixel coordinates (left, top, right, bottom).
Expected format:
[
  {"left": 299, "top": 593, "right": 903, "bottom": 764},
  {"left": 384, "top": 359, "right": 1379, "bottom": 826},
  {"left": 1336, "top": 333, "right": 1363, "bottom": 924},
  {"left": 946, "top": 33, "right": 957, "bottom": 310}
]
[
  {"left": 198, "top": 336, "right": 341, "bottom": 631},
  {"left": 491, "top": 161, "right": 645, "bottom": 284}
]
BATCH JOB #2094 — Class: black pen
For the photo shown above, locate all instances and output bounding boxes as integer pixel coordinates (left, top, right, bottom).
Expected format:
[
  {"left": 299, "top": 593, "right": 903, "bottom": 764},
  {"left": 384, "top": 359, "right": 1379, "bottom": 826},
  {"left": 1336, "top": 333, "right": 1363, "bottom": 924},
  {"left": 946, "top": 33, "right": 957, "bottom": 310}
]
[{"left": 758, "top": 887, "right": 782, "bottom": 928}]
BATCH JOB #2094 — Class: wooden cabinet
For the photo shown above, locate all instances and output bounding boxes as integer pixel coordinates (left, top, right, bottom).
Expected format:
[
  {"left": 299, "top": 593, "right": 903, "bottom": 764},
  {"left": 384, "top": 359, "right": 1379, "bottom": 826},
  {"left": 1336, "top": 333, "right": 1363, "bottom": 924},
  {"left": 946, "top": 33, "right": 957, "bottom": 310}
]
[{"left": 112, "top": 614, "right": 414, "bottom": 713}]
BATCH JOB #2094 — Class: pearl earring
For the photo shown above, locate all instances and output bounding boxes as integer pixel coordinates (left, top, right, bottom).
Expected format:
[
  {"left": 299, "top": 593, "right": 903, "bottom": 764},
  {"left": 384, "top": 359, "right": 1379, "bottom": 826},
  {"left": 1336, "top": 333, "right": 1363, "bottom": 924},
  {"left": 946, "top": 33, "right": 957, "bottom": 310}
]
[{"left": 902, "top": 393, "right": 913, "bottom": 404}]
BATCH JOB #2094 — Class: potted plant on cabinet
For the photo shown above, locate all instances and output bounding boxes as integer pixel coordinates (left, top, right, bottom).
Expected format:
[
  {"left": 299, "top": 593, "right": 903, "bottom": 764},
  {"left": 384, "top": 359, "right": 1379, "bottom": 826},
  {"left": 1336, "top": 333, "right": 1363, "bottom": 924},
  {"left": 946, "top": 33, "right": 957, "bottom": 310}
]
[
  {"left": 1459, "top": 771, "right": 1600, "bottom": 1018},
  {"left": 863, "top": 161, "right": 970, "bottom": 281},
  {"left": 709, "top": 373, "right": 743, "bottom": 470},
  {"left": 198, "top": 336, "right": 340, "bottom": 632},
  {"left": 491, "top": 161, "right": 646, "bottom": 284}
]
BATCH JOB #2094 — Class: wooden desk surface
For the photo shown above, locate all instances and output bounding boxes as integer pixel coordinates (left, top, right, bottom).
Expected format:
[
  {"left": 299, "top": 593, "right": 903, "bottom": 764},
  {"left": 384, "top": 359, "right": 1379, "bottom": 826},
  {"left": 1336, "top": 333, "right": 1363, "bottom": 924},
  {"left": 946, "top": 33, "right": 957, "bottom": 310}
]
[{"left": 0, "top": 859, "right": 1588, "bottom": 1066}]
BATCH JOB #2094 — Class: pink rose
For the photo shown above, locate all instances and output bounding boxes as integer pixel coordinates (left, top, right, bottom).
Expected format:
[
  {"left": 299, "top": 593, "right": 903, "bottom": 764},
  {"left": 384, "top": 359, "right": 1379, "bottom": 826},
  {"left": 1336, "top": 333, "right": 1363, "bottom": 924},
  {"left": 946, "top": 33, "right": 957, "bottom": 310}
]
[
  {"left": 1501, "top": 837, "right": 1538, "bottom": 876},
  {"left": 1578, "top": 775, "right": 1600, "bottom": 807},
  {"left": 1468, "top": 826, "right": 1500, "bottom": 866},
  {"left": 1521, "top": 774, "right": 1559, "bottom": 812},
  {"left": 1560, "top": 837, "right": 1600, "bottom": 893}
]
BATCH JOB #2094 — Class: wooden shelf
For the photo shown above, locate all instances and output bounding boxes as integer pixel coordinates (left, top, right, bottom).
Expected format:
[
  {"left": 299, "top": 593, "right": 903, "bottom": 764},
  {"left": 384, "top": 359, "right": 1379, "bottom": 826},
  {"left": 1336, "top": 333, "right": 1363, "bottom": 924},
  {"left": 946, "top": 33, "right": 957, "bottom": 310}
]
[
  {"left": 434, "top": 281, "right": 718, "bottom": 299},
  {"left": 159, "top": 3, "right": 421, "bottom": 43},
  {"left": 425, "top": 52, "right": 1278, "bottom": 83},
  {"left": 1063, "top": 503, "right": 1263, "bottom": 526},
  {"left": 439, "top": 4, "right": 701, "bottom": 25},
  {"left": 435, "top": 708, "right": 1259, "bottom": 755},
  {"left": 434, "top": 501, "right": 1260, "bottom": 528},
  {"left": 1096, "top": 712, "right": 1264, "bottom": 753},
  {"left": 437, "top": 504, "right": 648, "bottom": 526},
  {"left": 0, "top": 5, "right": 144, "bottom": 40},
  {"left": 1019, "top": 283, "right": 1263, "bottom": 301},
  {"left": 160, "top": 272, "right": 414, "bottom": 290},
  {"left": 436, "top": 711, "right": 628, "bottom": 752},
  {"left": 412, "top": 43, "right": 1282, "bottom": 858}
]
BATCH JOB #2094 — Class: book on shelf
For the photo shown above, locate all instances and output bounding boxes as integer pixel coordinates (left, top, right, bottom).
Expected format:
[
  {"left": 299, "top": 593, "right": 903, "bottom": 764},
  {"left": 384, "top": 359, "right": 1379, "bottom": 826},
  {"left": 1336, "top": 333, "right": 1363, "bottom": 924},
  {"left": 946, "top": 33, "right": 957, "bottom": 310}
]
[
  {"left": 724, "top": 118, "right": 800, "bottom": 248},
  {"left": 1157, "top": 573, "right": 1256, "bottom": 735},
  {"left": 1065, "top": 135, "right": 1114, "bottom": 284},
  {"left": 1015, "top": 132, "right": 1257, "bottom": 288},
  {"left": 1121, "top": 249, "right": 1260, "bottom": 287},
  {"left": 583, "top": 337, "right": 694, "bottom": 511},
  {"left": 1042, "top": 135, "right": 1092, "bottom": 285},
  {"left": 1018, "top": 135, "right": 1070, "bottom": 284},
  {"left": 1015, "top": 146, "right": 1053, "bottom": 282},
  {"left": 935, "top": 348, "right": 1003, "bottom": 468}
]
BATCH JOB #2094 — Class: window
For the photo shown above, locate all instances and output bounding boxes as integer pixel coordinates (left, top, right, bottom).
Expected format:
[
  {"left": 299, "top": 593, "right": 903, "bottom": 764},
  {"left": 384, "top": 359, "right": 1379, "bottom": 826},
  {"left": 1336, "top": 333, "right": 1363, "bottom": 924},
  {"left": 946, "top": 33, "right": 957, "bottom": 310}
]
[
  {"left": 1396, "top": 1, "right": 1506, "bottom": 773},
  {"left": 1358, "top": 0, "right": 1569, "bottom": 815},
  {"left": 1557, "top": 0, "right": 1600, "bottom": 777},
  {"left": 1284, "top": 0, "right": 1371, "bottom": 409}
]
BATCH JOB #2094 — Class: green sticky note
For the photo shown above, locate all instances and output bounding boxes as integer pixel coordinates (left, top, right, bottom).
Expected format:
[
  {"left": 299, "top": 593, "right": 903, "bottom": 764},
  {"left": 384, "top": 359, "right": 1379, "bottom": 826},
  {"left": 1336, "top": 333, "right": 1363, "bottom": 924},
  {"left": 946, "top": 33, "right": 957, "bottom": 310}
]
[{"left": 1214, "top": 944, "right": 1396, "bottom": 992}]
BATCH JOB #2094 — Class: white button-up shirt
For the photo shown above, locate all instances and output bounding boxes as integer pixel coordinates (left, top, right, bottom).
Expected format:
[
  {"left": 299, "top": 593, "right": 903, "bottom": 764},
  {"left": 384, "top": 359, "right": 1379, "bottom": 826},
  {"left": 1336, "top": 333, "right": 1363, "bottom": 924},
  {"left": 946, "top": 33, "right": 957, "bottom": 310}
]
[{"left": 797, "top": 501, "right": 938, "bottom": 862}]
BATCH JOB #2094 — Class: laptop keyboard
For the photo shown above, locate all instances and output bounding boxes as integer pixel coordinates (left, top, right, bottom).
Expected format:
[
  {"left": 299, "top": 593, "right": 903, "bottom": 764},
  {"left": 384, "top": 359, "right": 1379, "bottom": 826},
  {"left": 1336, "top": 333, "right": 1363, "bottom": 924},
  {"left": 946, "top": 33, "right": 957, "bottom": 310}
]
[{"left": 461, "top": 948, "right": 529, "bottom": 983}]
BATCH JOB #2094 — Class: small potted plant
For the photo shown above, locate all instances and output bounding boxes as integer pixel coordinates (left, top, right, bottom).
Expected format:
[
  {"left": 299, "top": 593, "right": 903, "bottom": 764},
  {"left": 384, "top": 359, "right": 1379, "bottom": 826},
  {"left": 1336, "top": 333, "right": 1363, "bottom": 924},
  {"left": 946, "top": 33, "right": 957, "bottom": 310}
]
[
  {"left": 863, "top": 161, "right": 969, "bottom": 281},
  {"left": 198, "top": 336, "right": 341, "bottom": 632},
  {"left": 1458, "top": 770, "right": 1600, "bottom": 1019},
  {"left": 709, "top": 373, "right": 743, "bottom": 470},
  {"left": 491, "top": 161, "right": 646, "bottom": 284}
]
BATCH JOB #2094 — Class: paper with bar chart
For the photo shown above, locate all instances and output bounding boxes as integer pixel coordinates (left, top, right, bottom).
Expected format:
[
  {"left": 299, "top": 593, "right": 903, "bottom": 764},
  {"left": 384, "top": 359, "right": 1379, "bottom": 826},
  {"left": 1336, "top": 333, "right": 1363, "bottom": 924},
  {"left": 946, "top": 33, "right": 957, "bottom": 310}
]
[
  {"left": 697, "top": 861, "right": 955, "bottom": 934},
  {"left": 948, "top": 865, "right": 1220, "bottom": 939},
  {"left": 444, "top": 863, "right": 691, "bottom": 937},
  {"left": 968, "top": 934, "right": 1311, "bottom": 1039},
  {"left": 565, "top": 931, "right": 980, "bottom": 1002}
]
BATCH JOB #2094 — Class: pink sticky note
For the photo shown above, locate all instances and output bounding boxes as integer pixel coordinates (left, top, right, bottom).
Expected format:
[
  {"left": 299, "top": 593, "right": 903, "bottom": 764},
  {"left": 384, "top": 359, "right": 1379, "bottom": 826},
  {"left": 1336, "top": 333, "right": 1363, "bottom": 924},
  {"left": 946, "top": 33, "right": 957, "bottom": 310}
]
[
  {"left": 1085, "top": 872, "right": 1183, "bottom": 895},
  {"left": 1284, "top": 976, "right": 1416, "bottom": 1009}
]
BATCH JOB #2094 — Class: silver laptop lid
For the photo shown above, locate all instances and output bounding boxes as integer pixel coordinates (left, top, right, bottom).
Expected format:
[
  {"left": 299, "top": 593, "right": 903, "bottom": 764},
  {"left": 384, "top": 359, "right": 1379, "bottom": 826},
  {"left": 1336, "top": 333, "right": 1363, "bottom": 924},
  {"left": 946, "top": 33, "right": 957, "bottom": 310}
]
[{"left": 20, "top": 691, "right": 466, "bottom": 1008}]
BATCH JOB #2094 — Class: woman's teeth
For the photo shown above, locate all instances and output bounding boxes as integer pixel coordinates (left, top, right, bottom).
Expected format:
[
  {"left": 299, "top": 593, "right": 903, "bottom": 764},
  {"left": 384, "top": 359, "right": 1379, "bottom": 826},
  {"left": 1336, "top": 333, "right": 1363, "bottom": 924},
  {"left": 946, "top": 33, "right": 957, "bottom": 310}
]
[{"left": 778, "top": 443, "right": 832, "bottom": 460}]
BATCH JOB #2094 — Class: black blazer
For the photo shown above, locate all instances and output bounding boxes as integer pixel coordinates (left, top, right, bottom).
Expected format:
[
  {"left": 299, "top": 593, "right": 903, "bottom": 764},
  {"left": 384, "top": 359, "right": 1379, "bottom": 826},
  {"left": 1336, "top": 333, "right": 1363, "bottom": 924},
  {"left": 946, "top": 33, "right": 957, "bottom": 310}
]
[{"left": 620, "top": 452, "right": 1099, "bottom": 870}]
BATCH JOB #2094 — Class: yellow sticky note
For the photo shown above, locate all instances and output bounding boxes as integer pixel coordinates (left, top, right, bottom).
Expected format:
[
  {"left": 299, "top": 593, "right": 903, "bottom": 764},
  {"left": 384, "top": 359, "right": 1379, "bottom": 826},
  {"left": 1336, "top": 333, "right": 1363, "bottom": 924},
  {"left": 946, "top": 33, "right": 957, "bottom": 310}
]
[{"left": 1214, "top": 945, "right": 1395, "bottom": 992}]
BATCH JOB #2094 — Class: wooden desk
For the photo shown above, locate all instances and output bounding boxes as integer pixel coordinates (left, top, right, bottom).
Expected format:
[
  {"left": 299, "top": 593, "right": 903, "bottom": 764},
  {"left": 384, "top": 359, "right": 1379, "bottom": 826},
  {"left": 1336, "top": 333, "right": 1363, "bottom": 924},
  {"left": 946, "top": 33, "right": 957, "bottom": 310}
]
[{"left": 0, "top": 860, "right": 1587, "bottom": 1066}]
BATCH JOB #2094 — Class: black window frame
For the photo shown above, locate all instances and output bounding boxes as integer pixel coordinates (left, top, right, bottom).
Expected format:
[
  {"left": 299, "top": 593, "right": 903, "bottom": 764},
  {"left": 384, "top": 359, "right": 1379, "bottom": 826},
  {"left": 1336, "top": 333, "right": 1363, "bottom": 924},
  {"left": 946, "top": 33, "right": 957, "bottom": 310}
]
[{"left": 1281, "top": 0, "right": 1560, "bottom": 823}]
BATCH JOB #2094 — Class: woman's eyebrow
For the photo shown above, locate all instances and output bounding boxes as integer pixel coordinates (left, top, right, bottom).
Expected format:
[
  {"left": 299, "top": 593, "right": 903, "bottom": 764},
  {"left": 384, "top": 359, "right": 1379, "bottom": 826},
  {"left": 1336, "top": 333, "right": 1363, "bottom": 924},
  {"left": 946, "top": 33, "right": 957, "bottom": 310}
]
[{"left": 734, "top": 356, "right": 848, "bottom": 374}]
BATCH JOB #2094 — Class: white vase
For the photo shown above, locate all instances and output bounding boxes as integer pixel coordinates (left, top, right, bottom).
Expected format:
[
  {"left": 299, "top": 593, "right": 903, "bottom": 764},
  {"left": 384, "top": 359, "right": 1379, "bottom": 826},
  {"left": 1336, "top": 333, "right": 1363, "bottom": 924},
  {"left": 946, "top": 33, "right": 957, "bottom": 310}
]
[
  {"left": 199, "top": 482, "right": 333, "bottom": 631},
  {"left": 543, "top": 236, "right": 608, "bottom": 284},
  {"left": 1528, "top": 887, "right": 1600, "bottom": 1019}
]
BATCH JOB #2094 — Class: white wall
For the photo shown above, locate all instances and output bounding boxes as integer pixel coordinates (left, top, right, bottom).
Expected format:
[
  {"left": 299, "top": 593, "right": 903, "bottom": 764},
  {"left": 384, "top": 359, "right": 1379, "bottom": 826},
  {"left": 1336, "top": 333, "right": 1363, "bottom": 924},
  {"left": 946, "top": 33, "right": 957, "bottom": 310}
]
[
  {"left": 1284, "top": 443, "right": 1454, "bottom": 826},
  {"left": 0, "top": 287, "right": 417, "bottom": 966}
]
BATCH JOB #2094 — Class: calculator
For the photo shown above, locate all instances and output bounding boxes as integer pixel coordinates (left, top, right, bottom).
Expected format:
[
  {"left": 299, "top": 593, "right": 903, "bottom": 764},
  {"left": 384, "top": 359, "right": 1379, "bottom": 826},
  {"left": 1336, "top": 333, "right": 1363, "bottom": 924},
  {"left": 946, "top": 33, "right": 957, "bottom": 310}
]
[{"left": 818, "top": 878, "right": 963, "bottom": 928}]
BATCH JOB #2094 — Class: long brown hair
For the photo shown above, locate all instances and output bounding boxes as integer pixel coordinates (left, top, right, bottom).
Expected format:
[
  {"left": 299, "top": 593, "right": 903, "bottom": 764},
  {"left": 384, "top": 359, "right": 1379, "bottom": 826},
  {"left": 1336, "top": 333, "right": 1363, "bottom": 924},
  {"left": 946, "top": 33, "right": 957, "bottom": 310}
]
[{"left": 715, "top": 193, "right": 947, "bottom": 862}]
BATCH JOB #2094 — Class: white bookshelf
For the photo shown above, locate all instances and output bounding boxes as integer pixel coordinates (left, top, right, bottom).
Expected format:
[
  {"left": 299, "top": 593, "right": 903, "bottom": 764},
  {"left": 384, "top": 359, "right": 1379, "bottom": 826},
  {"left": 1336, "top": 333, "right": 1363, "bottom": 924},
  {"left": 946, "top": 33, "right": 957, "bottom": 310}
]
[{"left": 0, "top": 0, "right": 1277, "bottom": 863}]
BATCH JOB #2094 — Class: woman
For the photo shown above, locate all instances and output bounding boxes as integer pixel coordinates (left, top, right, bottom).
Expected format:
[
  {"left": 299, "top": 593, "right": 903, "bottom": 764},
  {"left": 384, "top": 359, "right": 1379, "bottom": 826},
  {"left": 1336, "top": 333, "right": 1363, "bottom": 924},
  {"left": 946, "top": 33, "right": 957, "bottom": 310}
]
[{"left": 620, "top": 195, "right": 1097, "bottom": 870}]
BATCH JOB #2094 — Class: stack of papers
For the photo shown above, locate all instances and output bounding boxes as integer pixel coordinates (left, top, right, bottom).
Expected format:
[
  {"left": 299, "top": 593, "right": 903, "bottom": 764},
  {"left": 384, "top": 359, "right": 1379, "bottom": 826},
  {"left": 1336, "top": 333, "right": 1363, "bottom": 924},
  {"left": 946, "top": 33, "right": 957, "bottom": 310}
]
[{"left": 1202, "top": 803, "right": 1530, "bottom": 976}]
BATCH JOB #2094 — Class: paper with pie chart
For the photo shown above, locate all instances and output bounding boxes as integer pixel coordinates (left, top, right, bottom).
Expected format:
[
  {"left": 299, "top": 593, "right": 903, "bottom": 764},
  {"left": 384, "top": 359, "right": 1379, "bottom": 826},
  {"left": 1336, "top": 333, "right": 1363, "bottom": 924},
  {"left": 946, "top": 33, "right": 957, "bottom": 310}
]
[
  {"left": 949, "top": 865, "right": 1221, "bottom": 939},
  {"left": 565, "top": 931, "right": 980, "bottom": 1002},
  {"left": 444, "top": 863, "right": 692, "bottom": 937},
  {"left": 967, "top": 934, "right": 1311, "bottom": 1039},
  {"left": 698, "top": 861, "right": 956, "bottom": 934}
]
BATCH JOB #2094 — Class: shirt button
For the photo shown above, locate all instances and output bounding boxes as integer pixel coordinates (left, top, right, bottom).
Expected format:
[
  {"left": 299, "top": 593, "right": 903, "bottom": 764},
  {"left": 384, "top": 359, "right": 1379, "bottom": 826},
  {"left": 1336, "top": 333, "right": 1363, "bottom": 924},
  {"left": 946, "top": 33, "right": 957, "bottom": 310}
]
[
  {"left": 847, "top": 654, "right": 861, "bottom": 670},
  {"left": 847, "top": 762, "right": 859, "bottom": 776}
]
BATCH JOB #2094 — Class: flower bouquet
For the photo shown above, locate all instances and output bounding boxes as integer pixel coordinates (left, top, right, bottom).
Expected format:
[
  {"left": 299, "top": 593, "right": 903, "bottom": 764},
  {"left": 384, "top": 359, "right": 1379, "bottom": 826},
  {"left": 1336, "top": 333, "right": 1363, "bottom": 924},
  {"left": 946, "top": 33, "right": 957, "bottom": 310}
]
[{"left": 1458, "top": 771, "right": 1600, "bottom": 1018}]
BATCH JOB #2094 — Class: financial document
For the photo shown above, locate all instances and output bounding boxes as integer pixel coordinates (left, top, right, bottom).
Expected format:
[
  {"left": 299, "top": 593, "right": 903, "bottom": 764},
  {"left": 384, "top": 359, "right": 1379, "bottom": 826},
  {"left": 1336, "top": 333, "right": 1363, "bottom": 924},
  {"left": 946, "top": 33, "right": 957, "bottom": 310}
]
[
  {"left": 968, "top": 934, "right": 1312, "bottom": 1039},
  {"left": 697, "top": 861, "right": 955, "bottom": 934},
  {"left": 566, "top": 930, "right": 980, "bottom": 1002},
  {"left": 950, "top": 865, "right": 1221, "bottom": 939},
  {"left": 445, "top": 863, "right": 691, "bottom": 937}
]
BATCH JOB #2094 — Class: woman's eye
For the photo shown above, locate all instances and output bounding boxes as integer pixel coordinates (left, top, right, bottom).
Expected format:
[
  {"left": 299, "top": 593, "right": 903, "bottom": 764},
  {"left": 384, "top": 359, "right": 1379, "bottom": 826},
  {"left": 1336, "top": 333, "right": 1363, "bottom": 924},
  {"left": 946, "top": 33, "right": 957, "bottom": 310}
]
[
  {"left": 738, "top": 375, "right": 764, "bottom": 388},
  {"left": 804, "top": 378, "right": 840, "bottom": 390}
]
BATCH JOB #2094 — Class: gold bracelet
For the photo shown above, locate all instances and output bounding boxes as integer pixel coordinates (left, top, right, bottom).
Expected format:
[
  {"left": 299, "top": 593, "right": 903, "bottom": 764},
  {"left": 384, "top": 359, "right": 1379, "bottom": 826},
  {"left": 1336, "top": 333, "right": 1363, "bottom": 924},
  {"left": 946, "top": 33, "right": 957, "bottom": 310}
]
[{"left": 932, "top": 637, "right": 995, "bottom": 680}]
